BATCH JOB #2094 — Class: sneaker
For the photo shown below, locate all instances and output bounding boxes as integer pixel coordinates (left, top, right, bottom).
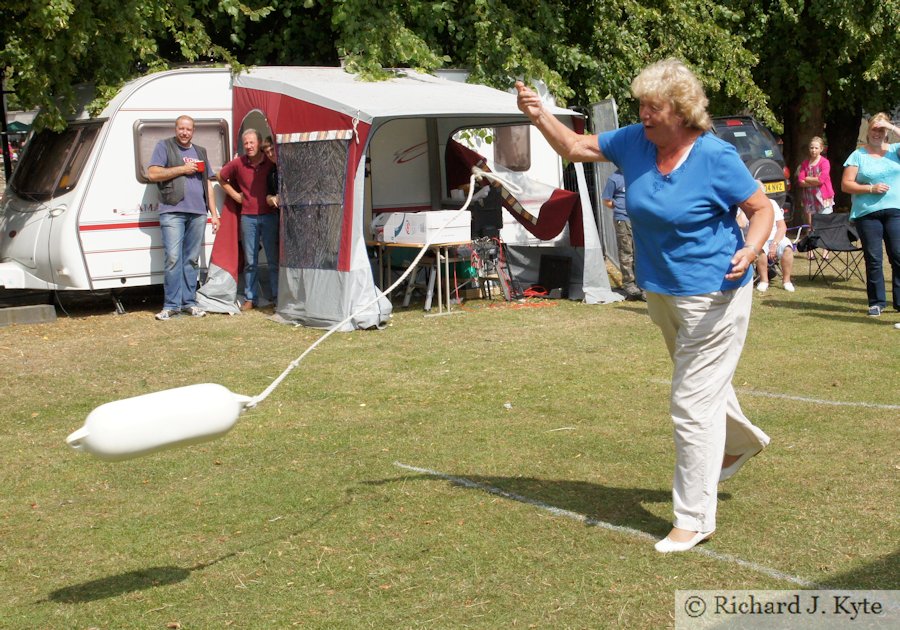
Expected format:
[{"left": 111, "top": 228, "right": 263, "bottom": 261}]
[
  {"left": 184, "top": 305, "right": 206, "bottom": 318},
  {"left": 155, "top": 308, "right": 178, "bottom": 321},
  {"left": 755, "top": 282, "right": 769, "bottom": 293},
  {"left": 867, "top": 305, "right": 883, "bottom": 317},
  {"left": 240, "top": 301, "right": 255, "bottom": 312},
  {"left": 783, "top": 282, "right": 795, "bottom": 292}
]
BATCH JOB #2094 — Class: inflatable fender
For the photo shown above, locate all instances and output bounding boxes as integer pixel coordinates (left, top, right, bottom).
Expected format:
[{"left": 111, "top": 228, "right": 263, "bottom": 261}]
[{"left": 66, "top": 383, "right": 252, "bottom": 461}]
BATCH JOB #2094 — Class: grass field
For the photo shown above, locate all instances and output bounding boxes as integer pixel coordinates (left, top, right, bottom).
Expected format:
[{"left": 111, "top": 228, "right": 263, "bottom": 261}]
[{"left": 1, "top": 259, "right": 898, "bottom": 629}]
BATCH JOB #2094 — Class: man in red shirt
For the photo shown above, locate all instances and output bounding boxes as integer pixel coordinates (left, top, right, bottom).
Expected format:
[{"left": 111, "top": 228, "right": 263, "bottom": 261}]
[{"left": 218, "top": 129, "right": 277, "bottom": 310}]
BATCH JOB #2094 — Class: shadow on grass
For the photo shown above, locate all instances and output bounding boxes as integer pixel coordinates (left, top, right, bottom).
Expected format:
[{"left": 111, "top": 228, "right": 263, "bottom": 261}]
[
  {"left": 818, "top": 549, "right": 900, "bottom": 589},
  {"left": 761, "top": 303, "right": 888, "bottom": 324},
  {"left": 754, "top": 291, "right": 888, "bottom": 321},
  {"left": 613, "top": 305, "right": 650, "bottom": 316},
  {"left": 44, "top": 502, "right": 347, "bottom": 604},
  {"left": 46, "top": 563, "right": 206, "bottom": 603},
  {"left": 366, "top": 472, "right": 728, "bottom": 539},
  {"left": 0, "top": 286, "right": 163, "bottom": 317}
]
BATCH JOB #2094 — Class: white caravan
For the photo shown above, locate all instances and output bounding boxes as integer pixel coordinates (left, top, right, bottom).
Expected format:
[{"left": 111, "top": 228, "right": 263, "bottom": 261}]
[{"left": 0, "top": 68, "right": 232, "bottom": 307}]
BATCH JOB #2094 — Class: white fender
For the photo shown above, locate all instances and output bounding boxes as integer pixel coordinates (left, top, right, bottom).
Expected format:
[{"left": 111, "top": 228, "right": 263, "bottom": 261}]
[{"left": 66, "top": 383, "right": 252, "bottom": 461}]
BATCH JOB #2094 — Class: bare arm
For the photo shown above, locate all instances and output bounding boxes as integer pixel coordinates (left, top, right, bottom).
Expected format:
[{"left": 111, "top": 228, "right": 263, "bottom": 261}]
[
  {"left": 768, "top": 220, "right": 786, "bottom": 260},
  {"left": 207, "top": 179, "right": 220, "bottom": 233},
  {"left": 727, "top": 189, "right": 774, "bottom": 280},
  {"left": 217, "top": 174, "right": 243, "bottom": 205},
  {"left": 773, "top": 219, "right": 786, "bottom": 243},
  {"left": 841, "top": 164, "right": 889, "bottom": 195},
  {"left": 796, "top": 161, "right": 820, "bottom": 188},
  {"left": 148, "top": 162, "right": 197, "bottom": 182},
  {"left": 515, "top": 81, "right": 607, "bottom": 163}
]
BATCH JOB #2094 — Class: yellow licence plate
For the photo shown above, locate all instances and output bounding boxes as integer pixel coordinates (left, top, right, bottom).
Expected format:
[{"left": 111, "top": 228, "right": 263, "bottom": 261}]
[{"left": 764, "top": 181, "right": 786, "bottom": 194}]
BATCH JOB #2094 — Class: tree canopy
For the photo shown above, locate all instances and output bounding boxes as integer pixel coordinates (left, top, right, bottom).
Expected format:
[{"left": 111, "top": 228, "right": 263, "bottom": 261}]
[
  {"left": 2, "top": 0, "right": 773, "bottom": 129},
  {"left": 726, "top": 0, "right": 900, "bottom": 205},
  {"left": 1, "top": 0, "right": 268, "bottom": 129},
  {"left": 3, "top": 0, "right": 899, "bottom": 196}
]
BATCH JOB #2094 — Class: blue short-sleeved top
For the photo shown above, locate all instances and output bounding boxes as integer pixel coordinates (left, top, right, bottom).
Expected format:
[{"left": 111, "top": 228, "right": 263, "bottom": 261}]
[
  {"left": 602, "top": 170, "right": 628, "bottom": 222},
  {"left": 843, "top": 143, "right": 900, "bottom": 220},
  {"left": 598, "top": 124, "right": 758, "bottom": 295}
]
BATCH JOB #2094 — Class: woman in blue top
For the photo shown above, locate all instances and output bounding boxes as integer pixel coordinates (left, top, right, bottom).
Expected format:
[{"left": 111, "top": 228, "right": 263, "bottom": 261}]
[
  {"left": 517, "top": 58, "right": 774, "bottom": 553},
  {"left": 841, "top": 113, "right": 900, "bottom": 317}
]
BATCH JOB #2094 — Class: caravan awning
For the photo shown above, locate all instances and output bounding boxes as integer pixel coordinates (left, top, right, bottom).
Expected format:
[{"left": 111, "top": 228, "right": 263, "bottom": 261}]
[{"left": 233, "top": 67, "right": 580, "bottom": 125}]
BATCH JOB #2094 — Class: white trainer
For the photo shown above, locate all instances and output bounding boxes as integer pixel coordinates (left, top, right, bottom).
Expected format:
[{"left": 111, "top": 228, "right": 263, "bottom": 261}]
[
  {"left": 755, "top": 282, "right": 769, "bottom": 293},
  {"left": 655, "top": 530, "right": 715, "bottom": 553},
  {"left": 783, "top": 282, "right": 795, "bottom": 292}
]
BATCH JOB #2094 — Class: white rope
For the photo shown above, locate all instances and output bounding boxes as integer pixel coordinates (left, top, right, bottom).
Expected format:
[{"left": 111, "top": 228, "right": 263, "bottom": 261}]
[{"left": 246, "top": 167, "right": 521, "bottom": 409}]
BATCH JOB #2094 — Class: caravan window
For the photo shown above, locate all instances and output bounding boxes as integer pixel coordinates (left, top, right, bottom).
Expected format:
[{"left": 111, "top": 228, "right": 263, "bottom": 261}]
[
  {"left": 452, "top": 125, "right": 531, "bottom": 173},
  {"left": 9, "top": 123, "right": 101, "bottom": 202},
  {"left": 493, "top": 125, "right": 531, "bottom": 171},
  {"left": 133, "top": 119, "right": 229, "bottom": 182}
]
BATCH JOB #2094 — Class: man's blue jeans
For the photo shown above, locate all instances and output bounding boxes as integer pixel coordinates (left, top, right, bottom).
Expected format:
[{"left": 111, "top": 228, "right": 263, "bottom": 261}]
[
  {"left": 854, "top": 208, "right": 900, "bottom": 310},
  {"left": 159, "top": 211, "right": 206, "bottom": 310},
  {"left": 240, "top": 213, "right": 279, "bottom": 304}
]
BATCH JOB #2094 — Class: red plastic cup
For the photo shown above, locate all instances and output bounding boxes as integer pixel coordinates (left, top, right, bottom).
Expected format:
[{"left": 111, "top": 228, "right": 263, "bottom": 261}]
[{"left": 195, "top": 160, "right": 205, "bottom": 173}]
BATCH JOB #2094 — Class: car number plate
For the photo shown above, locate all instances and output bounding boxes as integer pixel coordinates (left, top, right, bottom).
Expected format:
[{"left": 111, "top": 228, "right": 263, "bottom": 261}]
[{"left": 764, "top": 181, "right": 786, "bottom": 194}]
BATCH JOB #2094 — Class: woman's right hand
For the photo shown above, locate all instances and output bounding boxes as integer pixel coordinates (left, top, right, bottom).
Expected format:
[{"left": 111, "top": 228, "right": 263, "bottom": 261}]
[
  {"left": 872, "top": 119, "right": 899, "bottom": 134},
  {"left": 515, "top": 82, "right": 544, "bottom": 121}
]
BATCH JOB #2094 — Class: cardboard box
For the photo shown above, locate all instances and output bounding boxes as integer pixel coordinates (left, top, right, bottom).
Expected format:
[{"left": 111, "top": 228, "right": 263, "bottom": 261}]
[{"left": 374, "top": 210, "right": 471, "bottom": 244}]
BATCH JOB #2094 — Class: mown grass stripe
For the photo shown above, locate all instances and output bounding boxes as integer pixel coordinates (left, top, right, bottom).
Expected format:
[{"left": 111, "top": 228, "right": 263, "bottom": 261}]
[
  {"left": 649, "top": 380, "right": 900, "bottom": 410},
  {"left": 394, "top": 462, "right": 820, "bottom": 588}
]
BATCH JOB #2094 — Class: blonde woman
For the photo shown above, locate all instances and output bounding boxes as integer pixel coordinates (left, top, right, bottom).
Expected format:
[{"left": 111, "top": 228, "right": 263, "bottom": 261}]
[
  {"left": 517, "top": 58, "right": 773, "bottom": 553},
  {"left": 841, "top": 113, "right": 900, "bottom": 317}
]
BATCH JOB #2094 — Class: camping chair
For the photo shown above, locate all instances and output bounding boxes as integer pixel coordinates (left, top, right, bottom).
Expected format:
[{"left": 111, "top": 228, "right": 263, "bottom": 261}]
[{"left": 806, "top": 213, "right": 865, "bottom": 284}]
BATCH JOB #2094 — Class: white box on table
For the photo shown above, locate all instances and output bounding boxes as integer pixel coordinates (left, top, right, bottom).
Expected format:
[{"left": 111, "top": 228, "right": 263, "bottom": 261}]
[{"left": 374, "top": 210, "right": 471, "bottom": 243}]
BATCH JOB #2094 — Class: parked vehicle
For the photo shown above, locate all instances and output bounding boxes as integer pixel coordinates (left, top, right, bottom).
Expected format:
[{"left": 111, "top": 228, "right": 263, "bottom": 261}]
[{"left": 711, "top": 115, "right": 791, "bottom": 212}]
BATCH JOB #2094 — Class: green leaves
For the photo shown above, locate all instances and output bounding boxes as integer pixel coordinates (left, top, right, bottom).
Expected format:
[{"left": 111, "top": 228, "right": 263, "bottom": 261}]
[
  {"left": 1, "top": 1, "right": 239, "bottom": 130},
  {"left": 4, "top": 0, "right": 896, "bottom": 147}
]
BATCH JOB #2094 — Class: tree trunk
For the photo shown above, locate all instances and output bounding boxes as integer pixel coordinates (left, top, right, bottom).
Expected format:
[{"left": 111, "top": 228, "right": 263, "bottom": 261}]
[
  {"left": 783, "top": 83, "right": 825, "bottom": 226},
  {"left": 824, "top": 103, "right": 863, "bottom": 212}
]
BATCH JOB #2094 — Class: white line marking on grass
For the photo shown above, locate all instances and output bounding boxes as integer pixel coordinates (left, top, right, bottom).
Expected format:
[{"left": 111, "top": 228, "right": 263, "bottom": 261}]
[
  {"left": 394, "top": 462, "right": 819, "bottom": 588},
  {"left": 649, "top": 379, "right": 900, "bottom": 410}
]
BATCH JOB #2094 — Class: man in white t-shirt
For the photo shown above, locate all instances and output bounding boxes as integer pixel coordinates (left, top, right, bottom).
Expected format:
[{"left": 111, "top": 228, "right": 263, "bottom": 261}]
[{"left": 753, "top": 181, "right": 795, "bottom": 293}]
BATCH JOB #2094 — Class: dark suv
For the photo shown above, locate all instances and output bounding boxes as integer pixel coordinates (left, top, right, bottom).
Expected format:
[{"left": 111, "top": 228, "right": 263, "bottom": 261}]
[{"left": 711, "top": 116, "right": 791, "bottom": 212}]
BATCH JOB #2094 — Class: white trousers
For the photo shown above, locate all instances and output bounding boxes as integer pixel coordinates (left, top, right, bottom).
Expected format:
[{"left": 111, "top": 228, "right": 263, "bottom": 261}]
[{"left": 646, "top": 282, "right": 770, "bottom": 532}]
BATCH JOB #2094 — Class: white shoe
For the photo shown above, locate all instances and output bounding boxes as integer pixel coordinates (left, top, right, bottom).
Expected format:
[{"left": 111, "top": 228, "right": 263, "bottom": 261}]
[
  {"left": 783, "top": 282, "right": 795, "bottom": 292},
  {"left": 755, "top": 282, "right": 769, "bottom": 293},
  {"left": 655, "top": 530, "right": 715, "bottom": 553},
  {"left": 719, "top": 446, "right": 764, "bottom": 482}
]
